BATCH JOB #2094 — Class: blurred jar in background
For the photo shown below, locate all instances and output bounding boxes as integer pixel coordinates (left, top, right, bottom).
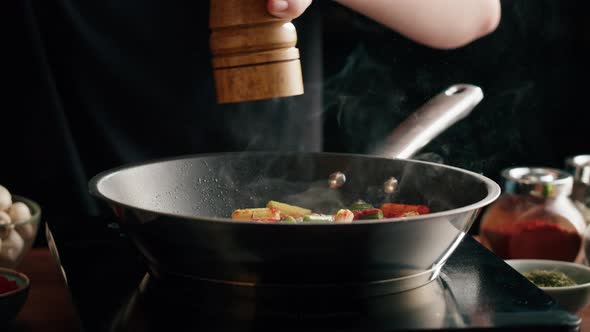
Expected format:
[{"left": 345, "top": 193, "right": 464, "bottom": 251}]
[
  {"left": 565, "top": 155, "right": 590, "bottom": 224},
  {"left": 567, "top": 155, "right": 590, "bottom": 264},
  {"left": 479, "top": 167, "right": 586, "bottom": 262}
]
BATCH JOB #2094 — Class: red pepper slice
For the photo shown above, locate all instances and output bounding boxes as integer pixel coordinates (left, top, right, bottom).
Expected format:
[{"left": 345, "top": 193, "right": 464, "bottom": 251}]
[
  {"left": 353, "top": 208, "right": 384, "bottom": 220},
  {"left": 380, "top": 203, "right": 430, "bottom": 218}
]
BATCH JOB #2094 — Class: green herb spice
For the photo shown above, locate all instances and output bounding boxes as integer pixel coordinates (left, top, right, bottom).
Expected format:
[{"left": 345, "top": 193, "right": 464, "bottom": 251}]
[{"left": 523, "top": 270, "right": 577, "bottom": 287}]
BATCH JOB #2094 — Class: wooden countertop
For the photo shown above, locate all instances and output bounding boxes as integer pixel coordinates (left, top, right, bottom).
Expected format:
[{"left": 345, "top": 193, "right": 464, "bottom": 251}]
[
  {"left": 8, "top": 248, "right": 590, "bottom": 331},
  {"left": 10, "top": 249, "right": 79, "bottom": 332}
]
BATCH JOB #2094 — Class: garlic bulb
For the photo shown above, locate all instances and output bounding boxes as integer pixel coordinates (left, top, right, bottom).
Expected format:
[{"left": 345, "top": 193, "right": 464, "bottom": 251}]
[
  {"left": 16, "top": 223, "right": 37, "bottom": 242},
  {"left": 0, "top": 185, "right": 11, "bottom": 211},
  {"left": 0, "top": 211, "right": 10, "bottom": 224},
  {"left": 0, "top": 211, "right": 12, "bottom": 239},
  {"left": 8, "top": 202, "right": 31, "bottom": 223},
  {"left": 0, "top": 230, "right": 24, "bottom": 264}
]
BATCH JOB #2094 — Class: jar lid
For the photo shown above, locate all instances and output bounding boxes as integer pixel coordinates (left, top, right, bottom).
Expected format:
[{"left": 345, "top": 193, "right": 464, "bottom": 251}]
[
  {"left": 565, "top": 155, "right": 590, "bottom": 185},
  {"left": 501, "top": 167, "right": 573, "bottom": 198}
]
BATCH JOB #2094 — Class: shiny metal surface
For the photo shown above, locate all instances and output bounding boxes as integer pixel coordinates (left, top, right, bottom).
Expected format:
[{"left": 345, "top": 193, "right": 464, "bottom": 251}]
[
  {"left": 373, "top": 84, "right": 483, "bottom": 159},
  {"left": 501, "top": 167, "right": 574, "bottom": 198},
  {"left": 566, "top": 155, "right": 590, "bottom": 223},
  {"left": 110, "top": 272, "right": 466, "bottom": 331},
  {"left": 88, "top": 84, "right": 500, "bottom": 295},
  {"left": 383, "top": 177, "right": 398, "bottom": 194},
  {"left": 566, "top": 155, "right": 590, "bottom": 185},
  {"left": 89, "top": 153, "right": 500, "bottom": 294},
  {"left": 328, "top": 171, "right": 346, "bottom": 189}
]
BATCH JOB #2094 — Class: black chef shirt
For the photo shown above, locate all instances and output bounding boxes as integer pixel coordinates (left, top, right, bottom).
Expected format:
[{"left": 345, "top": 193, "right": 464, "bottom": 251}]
[{"left": 6, "top": 0, "right": 323, "bottom": 218}]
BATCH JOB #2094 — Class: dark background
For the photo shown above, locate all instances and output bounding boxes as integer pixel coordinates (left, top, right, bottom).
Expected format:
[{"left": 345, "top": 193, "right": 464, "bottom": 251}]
[
  {"left": 3, "top": 0, "right": 590, "bottom": 246},
  {"left": 321, "top": 0, "right": 589, "bottom": 173}
]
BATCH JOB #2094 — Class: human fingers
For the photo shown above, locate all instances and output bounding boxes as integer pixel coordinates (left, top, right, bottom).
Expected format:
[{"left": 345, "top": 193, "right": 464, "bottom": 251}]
[{"left": 267, "top": 0, "right": 312, "bottom": 19}]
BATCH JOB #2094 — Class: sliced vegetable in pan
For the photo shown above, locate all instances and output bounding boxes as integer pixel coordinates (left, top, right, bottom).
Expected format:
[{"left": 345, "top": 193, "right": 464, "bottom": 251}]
[
  {"left": 349, "top": 201, "right": 373, "bottom": 211},
  {"left": 380, "top": 203, "right": 431, "bottom": 218},
  {"left": 266, "top": 200, "right": 312, "bottom": 218},
  {"left": 334, "top": 209, "right": 354, "bottom": 223},
  {"left": 230, "top": 200, "right": 430, "bottom": 223},
  {"left": 231, "top": 207, "right": 281, "bottom": 222},
  {"left": 353, "top": 208, "right": 384, "bottom": 220},
  {"left": 302, "top": 214, "right": 333, "bottom": 222}
]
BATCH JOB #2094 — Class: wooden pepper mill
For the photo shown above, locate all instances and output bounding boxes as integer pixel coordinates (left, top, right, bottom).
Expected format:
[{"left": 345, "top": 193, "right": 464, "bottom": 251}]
[{"left": 210, "top": 0, "right": 304, "bottom": 104}]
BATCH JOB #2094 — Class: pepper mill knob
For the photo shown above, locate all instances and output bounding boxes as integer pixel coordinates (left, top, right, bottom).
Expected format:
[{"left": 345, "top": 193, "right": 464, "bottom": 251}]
[{"left": 210, "top": 0, "right": 304, "bottom": 104}]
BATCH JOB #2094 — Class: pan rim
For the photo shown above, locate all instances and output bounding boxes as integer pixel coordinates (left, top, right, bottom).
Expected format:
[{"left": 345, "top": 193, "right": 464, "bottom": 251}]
[{"left": 88, "top": 151, "right": 501, "bottom": 226}]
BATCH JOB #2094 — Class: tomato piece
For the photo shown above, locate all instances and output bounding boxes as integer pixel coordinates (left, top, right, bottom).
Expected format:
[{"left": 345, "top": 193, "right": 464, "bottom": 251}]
[
  {"left": 352, "top": 208, "right": 384, "bottom": 220},
  {"left": 380, "top": 203, "right": 430, "bottom": 218}
]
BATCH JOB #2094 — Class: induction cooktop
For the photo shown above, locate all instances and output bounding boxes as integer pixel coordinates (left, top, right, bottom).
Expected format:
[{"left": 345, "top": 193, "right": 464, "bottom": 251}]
[{"left": 44, "top": 216, "right": 580, "bottom": 332}]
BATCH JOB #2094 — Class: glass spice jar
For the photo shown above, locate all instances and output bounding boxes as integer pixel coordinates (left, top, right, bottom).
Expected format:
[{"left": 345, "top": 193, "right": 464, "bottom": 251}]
[
  {"left": 479, "top": 167, "right": 586, "bottom": 262},
  {"left": 565, "top": 155, "right": 590, "bottom": 224}
]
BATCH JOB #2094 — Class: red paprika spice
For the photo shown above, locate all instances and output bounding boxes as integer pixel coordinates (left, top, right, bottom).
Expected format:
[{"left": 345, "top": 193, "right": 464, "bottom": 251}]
[
  {"left": 480, "top": 218, "right": 582, "bottom": 261},
  {"left": 0, "top": 275, "right": 19, "bottom": 294},
  {"left": 479, "top": 167, "right": 587, "bottom": 262}
]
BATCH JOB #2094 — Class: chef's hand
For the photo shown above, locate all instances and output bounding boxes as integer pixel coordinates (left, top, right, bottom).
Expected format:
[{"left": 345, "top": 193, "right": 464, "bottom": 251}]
[{"left": 267, "top": 0, "right": 312, "bottom": 19}]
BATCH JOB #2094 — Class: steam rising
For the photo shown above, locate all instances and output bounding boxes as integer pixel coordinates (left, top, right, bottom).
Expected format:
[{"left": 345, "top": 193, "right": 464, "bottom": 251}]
[
  {"left": 324, "top": 44, "right": 411, "bottom": 155},
  {"left": 413, "top": 153, "right": 445, "bottom": 165}
]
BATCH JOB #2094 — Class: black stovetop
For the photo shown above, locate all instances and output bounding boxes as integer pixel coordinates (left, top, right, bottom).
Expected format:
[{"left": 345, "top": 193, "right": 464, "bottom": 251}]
[{"left": 44, "top": 216, "right": 580, "bottom": 332}]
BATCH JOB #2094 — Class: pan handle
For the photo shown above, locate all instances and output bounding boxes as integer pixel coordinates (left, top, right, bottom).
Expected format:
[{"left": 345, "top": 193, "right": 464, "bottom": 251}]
[{"left": 372, "top": 84, "right": 483, "bottom": 160}]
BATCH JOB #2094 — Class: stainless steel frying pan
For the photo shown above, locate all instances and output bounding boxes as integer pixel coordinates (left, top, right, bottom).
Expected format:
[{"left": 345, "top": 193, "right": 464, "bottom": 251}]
[{"left": 89, "top": 84, "right": 500, "bottom": 296}]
